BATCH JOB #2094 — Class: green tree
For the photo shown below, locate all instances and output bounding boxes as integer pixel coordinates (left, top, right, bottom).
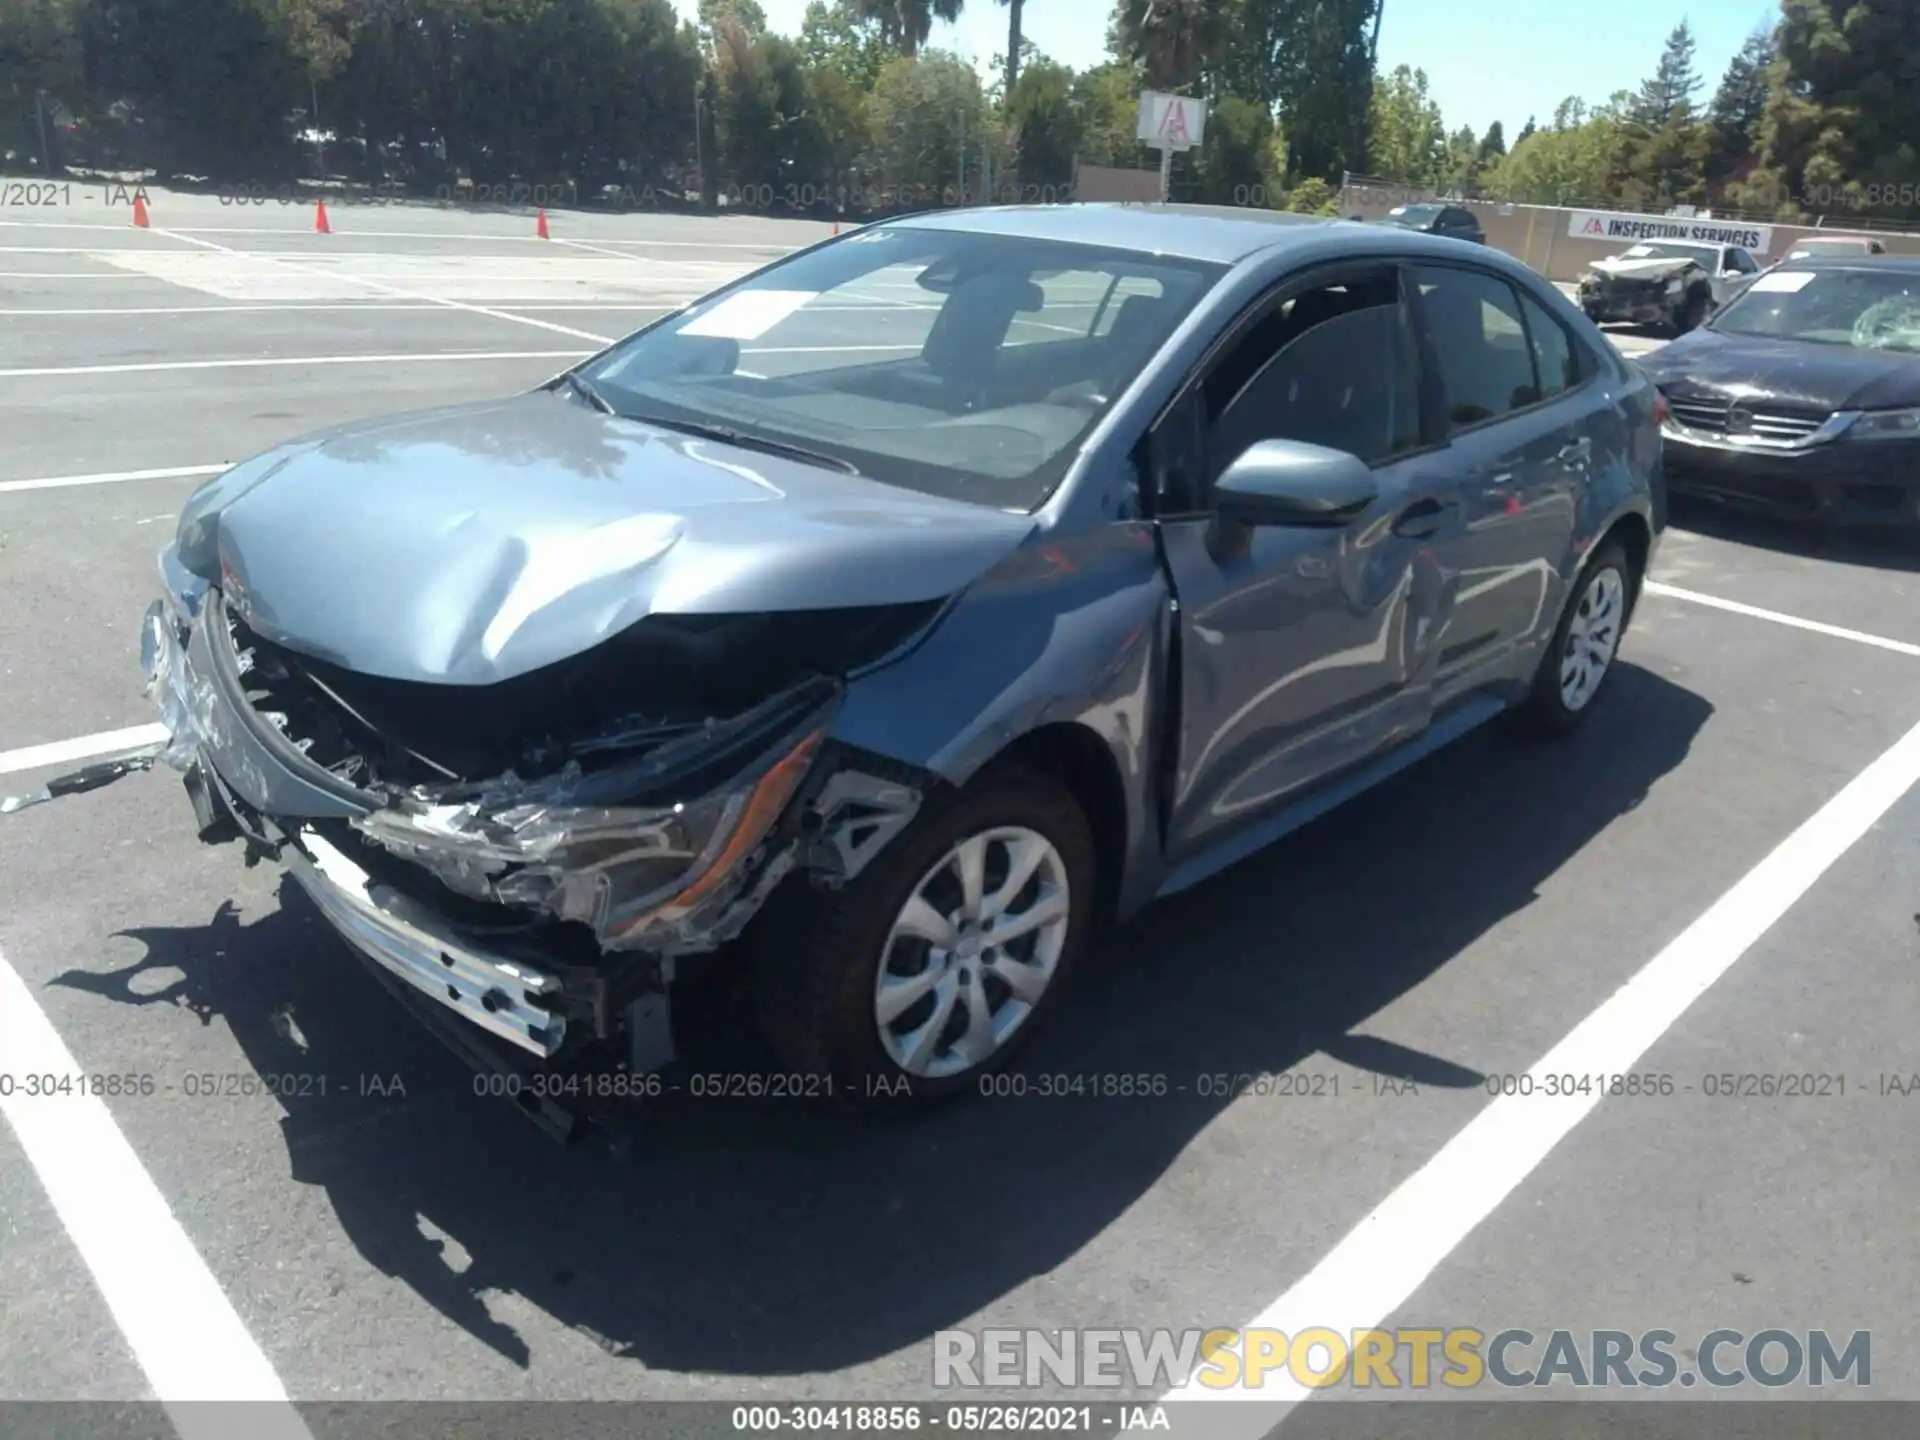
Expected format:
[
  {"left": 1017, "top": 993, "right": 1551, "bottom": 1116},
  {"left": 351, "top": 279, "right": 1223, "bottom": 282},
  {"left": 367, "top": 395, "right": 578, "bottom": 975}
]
[
  {"left": 798, "top": 0, "right": 887, "bottom": 88},
  {"left": 868, "top": 49, "right": 986, "bottom": 198},
  {"left": 709, "top": 17, "right": 815, "bottom": 194},
  {"left": 1705, "top": 23, "right": 1776, "bottom": 193},
  {"left": 1479, "top": 93, "right": 1630, "bottom": 205},
  {"left": 1366, "top": 64, "right": 1444, "bottom": 186},
  {"left": 851, "top": 0, "right": 963, "bottom": 57},
  {"left": 1514, "top": 114, "right": 1536, "bottom": 146},
  {"left": 1282, "top": 173, "right": 1339, "bottom": 213},
  {"left": 1476, "top": 119, "right": 1505, "bottom": 165},
  {"left": 1195, "top": 93, "right": 1275, "bottom": 202},
  {"left": 1270, "top": 0, "right": 1374, "bottom": 184},
  {"left": 698, "top": 0, "right": 767, "bottom": 48},
  {"left": 78, "top": 0, "right": 304, "bottom": 177},
  {"left": 1000, "top": 0, "right": 1024, "bottom": 94},
  {"left": 1068, "top": 57, "right": 1146, "bottom": 168},
  {"left": 1629, "top": 19, "right": 1700, "bottom": 129},
  {"left": 1003, "top": 55, "right": 1077, "bottom": 188},
  {"left": 1437, "top": 123, "right": 1478, "bottom": 194},
  {"left": 0, "top": 0, "right": 84, "bottom": 166},
  {"left": 1613, "top": 21, "right": 1709, "bottom": 208},
  {"left": 1110, "top": 0, "right": 1224, "bottom": 94}
]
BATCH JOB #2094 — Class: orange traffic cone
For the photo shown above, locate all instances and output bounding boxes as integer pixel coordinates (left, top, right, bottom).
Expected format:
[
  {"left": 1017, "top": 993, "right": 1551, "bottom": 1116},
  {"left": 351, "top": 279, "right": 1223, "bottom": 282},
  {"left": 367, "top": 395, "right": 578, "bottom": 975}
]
[
  {"left": 314, "top": 199, "right": 331, "bottom": 234},
  {"left": 131, "top": 194, "right": 149, "bottom": 228},
  {"left": 832, "top": 219, "right": 840, "bottom": 236},
  {"left": 536, "top": 208, "right": 550, "bottom": 239}
]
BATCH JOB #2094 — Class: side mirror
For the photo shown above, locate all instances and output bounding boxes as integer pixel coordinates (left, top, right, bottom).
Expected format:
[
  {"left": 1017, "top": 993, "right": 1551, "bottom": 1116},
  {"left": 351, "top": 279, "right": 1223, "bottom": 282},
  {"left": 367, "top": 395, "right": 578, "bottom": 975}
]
[{"left": 1214, "top": 439, "right": 1379, "bottom": 527}]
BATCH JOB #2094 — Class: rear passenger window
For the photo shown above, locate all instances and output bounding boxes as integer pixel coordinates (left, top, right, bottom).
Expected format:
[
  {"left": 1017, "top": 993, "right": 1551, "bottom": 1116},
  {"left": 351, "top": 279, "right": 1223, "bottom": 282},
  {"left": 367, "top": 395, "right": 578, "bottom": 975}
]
[
  {"left": 1413, "top": 266, "right": 1539, "bottom": 430},
  {"left": 1518, "top": 292, "right": 1577, "bottom": 398}
]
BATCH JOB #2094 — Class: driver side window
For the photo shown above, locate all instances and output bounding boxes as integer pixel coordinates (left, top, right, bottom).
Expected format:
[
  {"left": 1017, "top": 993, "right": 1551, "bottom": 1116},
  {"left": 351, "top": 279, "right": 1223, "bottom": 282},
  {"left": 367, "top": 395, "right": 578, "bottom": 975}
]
[{"left": 1199, "top": 269, "right": 1422, "bottom": 490}]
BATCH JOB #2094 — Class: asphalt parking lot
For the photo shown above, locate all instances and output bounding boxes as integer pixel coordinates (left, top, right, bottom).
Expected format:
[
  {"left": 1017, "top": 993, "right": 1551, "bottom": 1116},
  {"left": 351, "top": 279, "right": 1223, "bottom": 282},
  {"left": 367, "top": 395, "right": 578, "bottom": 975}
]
[{"left": 3, "top": 190, "right": 1919, "bottom": 1433}]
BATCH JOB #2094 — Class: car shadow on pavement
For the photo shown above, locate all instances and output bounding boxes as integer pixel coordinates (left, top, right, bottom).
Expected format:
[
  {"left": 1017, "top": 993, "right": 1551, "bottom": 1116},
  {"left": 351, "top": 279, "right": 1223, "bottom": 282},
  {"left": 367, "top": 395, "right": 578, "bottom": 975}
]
[
  {"left": 1667, "top": 496, "right": 1920, "bottom": 574},
  {"left": 52, "top": 662, "right": 1710, "bottom": 1382}
]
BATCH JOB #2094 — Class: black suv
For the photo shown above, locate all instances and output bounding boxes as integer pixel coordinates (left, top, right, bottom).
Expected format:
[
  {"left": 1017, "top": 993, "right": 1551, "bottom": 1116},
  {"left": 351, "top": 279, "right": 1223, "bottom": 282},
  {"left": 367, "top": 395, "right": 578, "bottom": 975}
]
[{"left": 1376, "top": 202, "right": 1485, "bottom": 244}]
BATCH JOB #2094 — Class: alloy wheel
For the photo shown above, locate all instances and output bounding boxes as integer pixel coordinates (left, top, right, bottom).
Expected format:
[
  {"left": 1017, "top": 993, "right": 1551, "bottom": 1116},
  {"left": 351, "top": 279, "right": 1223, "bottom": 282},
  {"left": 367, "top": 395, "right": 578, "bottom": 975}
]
[
  {"left": 1559, "top": 565, "right": 1624, "bottom": 712},
  {"left": 872, "top": 826, "right": 1071, "bottom": 1080}
]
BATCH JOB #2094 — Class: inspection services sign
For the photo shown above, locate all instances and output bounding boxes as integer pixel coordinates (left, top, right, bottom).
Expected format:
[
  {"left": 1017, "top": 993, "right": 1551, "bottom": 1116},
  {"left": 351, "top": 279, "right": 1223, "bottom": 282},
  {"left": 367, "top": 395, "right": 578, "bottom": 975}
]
[{"left": 1568, "top": 209, "right": 1773, "bottom": 254}]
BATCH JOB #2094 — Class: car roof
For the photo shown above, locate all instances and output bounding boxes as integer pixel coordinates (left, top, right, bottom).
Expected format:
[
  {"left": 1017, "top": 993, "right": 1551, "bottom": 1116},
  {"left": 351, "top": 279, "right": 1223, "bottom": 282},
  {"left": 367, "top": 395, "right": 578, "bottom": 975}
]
[
  {"left": 1790, "top": 236, "right": 1877, "bottom": 248},
  {"left": 882, "top": 204, "right": 1482, "bottom": 265},
  {"left": 1771, "top": 254, "right": 1920, "bottom": 273}
]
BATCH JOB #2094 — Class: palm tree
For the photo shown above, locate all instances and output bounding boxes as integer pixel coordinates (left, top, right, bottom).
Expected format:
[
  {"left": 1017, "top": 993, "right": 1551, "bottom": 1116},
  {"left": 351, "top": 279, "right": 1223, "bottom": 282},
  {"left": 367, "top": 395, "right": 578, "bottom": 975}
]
[
  {"left": 1113, "top": 0, "right": 1222, "bottom": 93},
  {"left": 852, "top": 0, "right": 965, "bottom": 57},
  {"left": 1002, "top": 0, "right": 1024, "bottom": 94}
]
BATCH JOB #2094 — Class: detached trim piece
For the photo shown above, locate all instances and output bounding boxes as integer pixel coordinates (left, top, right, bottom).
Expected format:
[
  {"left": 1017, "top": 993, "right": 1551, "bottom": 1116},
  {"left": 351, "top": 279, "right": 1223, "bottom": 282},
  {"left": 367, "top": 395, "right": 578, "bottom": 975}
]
[{"left": 284, "top": 826, "right": 567, "bottom": 1058}]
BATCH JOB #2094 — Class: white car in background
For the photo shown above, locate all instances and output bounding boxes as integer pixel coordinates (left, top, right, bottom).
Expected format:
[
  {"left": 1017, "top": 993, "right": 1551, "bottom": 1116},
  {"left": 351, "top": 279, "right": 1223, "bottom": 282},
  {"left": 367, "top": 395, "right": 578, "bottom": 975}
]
[
  {"left": 1576, "top": 239, "right": 1762, "bottom": 333},
  {"left": 1783, "top": 235, "right": 1887, "bottom": 260}
]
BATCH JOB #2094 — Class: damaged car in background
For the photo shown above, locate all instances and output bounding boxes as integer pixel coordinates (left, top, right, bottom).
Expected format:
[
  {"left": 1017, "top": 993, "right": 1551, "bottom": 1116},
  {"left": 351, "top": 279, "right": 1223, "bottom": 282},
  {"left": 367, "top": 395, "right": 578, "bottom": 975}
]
[
  {"left": 1637, "top": 255, "right": 1920, "bottom": 526},
  {"left": 1576, "top": 239, "right": 1761, "bottom": 333},
  {"left": 8, "top": 207, "right": 1663, "bottom": 1142}
]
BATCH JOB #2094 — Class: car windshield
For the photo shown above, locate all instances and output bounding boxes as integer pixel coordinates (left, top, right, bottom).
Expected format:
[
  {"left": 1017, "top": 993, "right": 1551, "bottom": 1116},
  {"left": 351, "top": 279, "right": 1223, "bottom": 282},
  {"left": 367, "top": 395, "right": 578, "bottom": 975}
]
[
  {"left": 1617, "top": 243, "right": 1712, "bottom": 262},
  {"left": 1386, "top": 205, "right": 1441, "bottom": 225},
  {"left": 1712, "top": 267, "right": 1920, "bottom": 351},
  {"left": 577, "top": 226, "right": 1226, "bottom": 511}
]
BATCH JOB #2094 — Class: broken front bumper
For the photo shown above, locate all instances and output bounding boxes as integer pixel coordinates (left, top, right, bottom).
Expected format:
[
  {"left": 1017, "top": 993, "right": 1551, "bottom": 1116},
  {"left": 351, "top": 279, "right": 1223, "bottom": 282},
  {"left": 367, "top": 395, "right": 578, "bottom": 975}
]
[
  {"left": 1578, "top": 279, "right": 1678, "bottom": 325},
  {"left": 284, "top": 826, "right": 570, "bottom": 1056},
  {"left": 136, "top": 552, "right": 924, "bottom": 1066},
  {"left": 138, "top": 572, "right": 574, "bottom": 1056}
]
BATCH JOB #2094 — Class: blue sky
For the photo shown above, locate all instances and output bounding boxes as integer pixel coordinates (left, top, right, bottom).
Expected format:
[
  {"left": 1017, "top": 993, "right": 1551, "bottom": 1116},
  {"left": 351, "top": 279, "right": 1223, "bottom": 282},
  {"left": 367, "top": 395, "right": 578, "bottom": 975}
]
[{"left": 670, "top": 0, "right": 1780, "bottom": 142}]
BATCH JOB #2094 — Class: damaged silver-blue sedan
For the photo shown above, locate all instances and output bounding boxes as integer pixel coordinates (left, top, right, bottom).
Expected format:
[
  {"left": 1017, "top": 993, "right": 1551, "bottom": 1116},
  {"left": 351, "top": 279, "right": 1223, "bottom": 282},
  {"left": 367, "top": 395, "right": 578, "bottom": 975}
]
[{"left": 24, "top": 205, "right": 1666, "bottom": 1137}]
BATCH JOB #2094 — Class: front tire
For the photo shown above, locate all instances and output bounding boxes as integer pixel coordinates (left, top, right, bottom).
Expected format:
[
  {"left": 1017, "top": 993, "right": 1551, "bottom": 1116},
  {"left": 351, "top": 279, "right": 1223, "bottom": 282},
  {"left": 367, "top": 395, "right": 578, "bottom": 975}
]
[
  {"left": 751, "top": 764, "right": 1096, "bottom": 1111},
  {"left": 1672, "top": 288, "right": 1711, "bottom": 334},
  {"left": 1509, "top": 539, "right": 1635, "bottom": 738}
]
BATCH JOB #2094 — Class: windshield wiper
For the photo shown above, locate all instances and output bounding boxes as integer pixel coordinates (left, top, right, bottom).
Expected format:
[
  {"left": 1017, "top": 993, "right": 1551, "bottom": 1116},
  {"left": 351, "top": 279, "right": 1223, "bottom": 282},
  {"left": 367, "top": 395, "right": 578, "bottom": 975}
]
[
  {"left": 632, "top": 413, "right": 862, "bottom": 475},
  {"left": 559, "top": 370, "right": 616, "bottom": 414}
]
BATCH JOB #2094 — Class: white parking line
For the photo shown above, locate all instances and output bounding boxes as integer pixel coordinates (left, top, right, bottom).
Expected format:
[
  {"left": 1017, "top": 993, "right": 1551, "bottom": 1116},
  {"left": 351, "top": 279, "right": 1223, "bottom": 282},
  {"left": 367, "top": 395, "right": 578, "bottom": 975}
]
[
  {"left": 1646, "top": 581, "right": 1920, "bottom": 658},
  {"left": 0, "top": 465, "right": 228, "bottom": 496},
  {"left": 0, "top": 219, "right": 796, "bottom": 248},
  {"left": 0, "top": 948, "right": 312, "bottom": 1435},
  {"left": 149, "top": 226, "right": 617, "bottom": 345},
  {"left": 1161, "top": 706, "right": 1920, "bottom": 1426},
  {"left": 0, "top": 349, "right": 587, "bottom": 378},
  {"left": 0, "top": 303, "right": 456, "bottom": 316},
  {"left": 0, "top": 725, "right": 169, "bottom": 776}
]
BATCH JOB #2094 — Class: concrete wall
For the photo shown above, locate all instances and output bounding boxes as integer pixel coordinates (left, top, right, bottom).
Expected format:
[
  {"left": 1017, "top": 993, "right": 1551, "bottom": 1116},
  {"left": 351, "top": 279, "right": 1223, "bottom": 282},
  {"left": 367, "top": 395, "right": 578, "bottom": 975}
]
[{"left": 1338, "top": 180, "right": 1920, "bottom": 281}]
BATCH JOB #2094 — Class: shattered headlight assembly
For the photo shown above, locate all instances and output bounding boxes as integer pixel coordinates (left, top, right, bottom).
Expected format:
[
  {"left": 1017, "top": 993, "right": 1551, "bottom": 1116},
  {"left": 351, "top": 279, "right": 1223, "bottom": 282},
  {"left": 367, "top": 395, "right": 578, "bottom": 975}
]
[
  {"left": 352, "top": 718, "right": 829, "bottom": 946},
  {"left": 1841, "top": 406, "right": 1920, "bottom": 441}
]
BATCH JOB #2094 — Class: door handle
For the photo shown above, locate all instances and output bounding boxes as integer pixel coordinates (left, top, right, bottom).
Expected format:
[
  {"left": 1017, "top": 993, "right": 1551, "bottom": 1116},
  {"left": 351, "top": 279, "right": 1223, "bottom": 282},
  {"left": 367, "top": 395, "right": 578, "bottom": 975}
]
[
  {"left": 1392, "top": 496, "right": 1455, "bottom": 539},
  {"left": 1557, "top": 437, "right": 1592, "bottom": 464}
]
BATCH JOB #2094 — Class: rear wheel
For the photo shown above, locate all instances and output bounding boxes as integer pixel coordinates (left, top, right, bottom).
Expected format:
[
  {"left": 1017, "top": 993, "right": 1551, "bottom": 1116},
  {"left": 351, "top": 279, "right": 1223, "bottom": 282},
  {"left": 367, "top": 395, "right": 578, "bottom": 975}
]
[
  {"left": 751, "top": 765, "right": 1095, "bottom": 1110},
  {"left": 1509, "top": 538, "right": 1635, "bottom": 738}
]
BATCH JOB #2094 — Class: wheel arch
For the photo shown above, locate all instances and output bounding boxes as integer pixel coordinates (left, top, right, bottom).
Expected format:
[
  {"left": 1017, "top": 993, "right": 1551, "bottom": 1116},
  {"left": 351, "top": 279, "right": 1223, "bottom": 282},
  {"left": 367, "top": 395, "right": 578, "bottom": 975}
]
[
  {"left": 1594, "top": 509, "right": 1652, "bottom": 619},
  {"left": 982, "top": 721, "right": 1130, "bottom": 930}
]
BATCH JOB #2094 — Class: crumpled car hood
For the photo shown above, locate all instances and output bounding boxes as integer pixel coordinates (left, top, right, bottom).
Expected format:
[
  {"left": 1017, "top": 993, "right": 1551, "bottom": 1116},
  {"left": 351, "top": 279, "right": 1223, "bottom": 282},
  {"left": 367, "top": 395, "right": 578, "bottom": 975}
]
[
  {"left": 1589, "top": 256, "right": 1699, "bottom": 281},
  {"left": 192, "top": 390, "right": 1038, "bottom": 685}
]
